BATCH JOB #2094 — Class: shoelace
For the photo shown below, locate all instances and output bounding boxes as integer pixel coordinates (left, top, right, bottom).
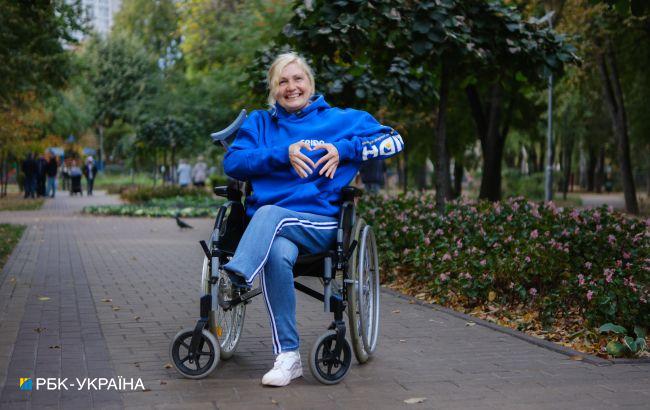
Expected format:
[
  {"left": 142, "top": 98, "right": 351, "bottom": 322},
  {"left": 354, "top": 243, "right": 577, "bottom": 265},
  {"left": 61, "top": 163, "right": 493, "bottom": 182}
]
[{"left": 273, "top": 354, "right": 298, "bottom": 371}]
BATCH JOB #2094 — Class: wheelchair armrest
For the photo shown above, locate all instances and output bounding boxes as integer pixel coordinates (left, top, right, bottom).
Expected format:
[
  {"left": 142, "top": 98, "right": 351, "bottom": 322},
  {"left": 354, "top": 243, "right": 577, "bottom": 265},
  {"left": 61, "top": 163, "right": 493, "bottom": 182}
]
[
  {"left": 341, "top": 186, "right": 362, "bottom": 202},
  {"left": 213, "top": 184, "right": 242, "bottom": 201}
]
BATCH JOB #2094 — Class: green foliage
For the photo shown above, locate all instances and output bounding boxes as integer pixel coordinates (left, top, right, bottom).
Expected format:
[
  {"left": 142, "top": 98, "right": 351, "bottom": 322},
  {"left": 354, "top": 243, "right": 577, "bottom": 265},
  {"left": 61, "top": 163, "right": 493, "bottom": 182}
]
[
  {"left": 0, "top": 224, "right": 25, "bottom": 271},
  {"left": 84, "top": 33, "right": 160, "bottom": 127},
  {"left": 120, "top": 185, "right": 211, "bottom": 204},
  {"left": 357, "top": 193, "right": 649, "bottom": 330},
  {"left": 0, "top": 0, "right": 84, "bottom": 102},
  {"left": 83, "top": 196, "right": 224, "bottom": 218},
  {"left": 599, "top": 323, "right": 648, "bottom": 357}
]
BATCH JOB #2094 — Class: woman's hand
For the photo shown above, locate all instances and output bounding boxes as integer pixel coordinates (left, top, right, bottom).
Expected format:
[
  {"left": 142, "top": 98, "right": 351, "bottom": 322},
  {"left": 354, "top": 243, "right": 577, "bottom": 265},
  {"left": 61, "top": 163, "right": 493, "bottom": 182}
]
[
  {"left": 313, "top": 143, "right": 339, "bottom": 179},
  {"left": 288, "top": 141, "right": 315, "bottom": 178}
]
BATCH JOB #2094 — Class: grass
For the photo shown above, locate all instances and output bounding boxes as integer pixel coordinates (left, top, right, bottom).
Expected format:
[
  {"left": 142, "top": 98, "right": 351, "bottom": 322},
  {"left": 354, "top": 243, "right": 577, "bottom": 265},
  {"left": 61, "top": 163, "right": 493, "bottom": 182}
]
[
  {"left": 94, "top": 173, "right": 156, "bottom": 189},
  {"left": 0, "top": 192, "right": 45, "bottom": 211},
  {"left": 0, "top": 224, "right": 25, "bottom": 271}
]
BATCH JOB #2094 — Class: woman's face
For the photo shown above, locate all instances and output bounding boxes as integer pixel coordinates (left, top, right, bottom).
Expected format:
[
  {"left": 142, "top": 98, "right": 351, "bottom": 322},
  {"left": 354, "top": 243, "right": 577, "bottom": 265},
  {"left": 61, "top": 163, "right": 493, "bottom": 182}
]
[{"left": 275, "top": 63, "right": 312, "bottom": 113}]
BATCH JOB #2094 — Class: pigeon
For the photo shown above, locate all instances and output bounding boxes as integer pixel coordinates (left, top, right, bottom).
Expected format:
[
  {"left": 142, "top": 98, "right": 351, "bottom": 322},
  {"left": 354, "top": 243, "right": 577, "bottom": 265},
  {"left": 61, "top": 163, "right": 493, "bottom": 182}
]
[{"left": 175, "top": 213, "right": 193, "bottom": 229}]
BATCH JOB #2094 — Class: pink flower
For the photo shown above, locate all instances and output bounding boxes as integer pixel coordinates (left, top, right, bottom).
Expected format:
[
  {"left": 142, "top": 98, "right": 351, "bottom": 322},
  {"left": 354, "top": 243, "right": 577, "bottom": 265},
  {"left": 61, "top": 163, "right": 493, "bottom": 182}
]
[
  {"left": 442, "top": 253, "right": 452, "bottom": 261},
  {"left": 401, "top": 226, "right": 408, "bottom": 233},
  {"left": 530, "top": 229, "right": 539, "bottom": 239},
  {"left": 604, "top": 268, "right": 614, "bottom": 283},
  {"left": 585, "top": 262, "right": 592, "bottom": 270},
  {"left": 587, "top": 290, "right": 594, "bottom": 301},
  {"left": 509, "top": 282, "right": 515, "bottom": 289},
  {"left": 403, "top": 248, "right": 410, "bottom": 256},
  {"left": 623, "top": 251, "right": 631, "bottom": 259},
  {"left": 439, "top": 273, "right": 449, "bottom": 282},
  {"left": 578, "top": 274, "right": 585, "bottom": 286},
  {"left": 456, "top": 239, "right": 463, "bottom": 249},
  {"left": 424, "top": 237, "right": 431, "bottom": 246},
  {"left": 480, "top": 259, "right": 487, "bottom": 266},
  {"left": 608, "top": 235, "right": 616, "bottom": 245},
  {"left": 435, "top": 228, "right": 444, "bottom": 236},
  {"left": 529, "top": 288, "right": 537, "bottom": 296},
  {"left": 524, "top": 256, "right": 531, "bottom": 263},
  {"left": 507, "top": 214, "right": 513, "bottom": 222}
]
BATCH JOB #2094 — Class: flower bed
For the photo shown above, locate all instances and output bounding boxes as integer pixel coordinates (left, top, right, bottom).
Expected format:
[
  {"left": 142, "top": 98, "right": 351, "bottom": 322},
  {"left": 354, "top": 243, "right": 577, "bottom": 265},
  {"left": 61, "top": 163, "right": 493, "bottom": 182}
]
[
  {"left": 357, "top": 193, "right": 649, "bottom": 358},
  {"left": 83, "top": 196, "right": 224, "bottom": 218}
]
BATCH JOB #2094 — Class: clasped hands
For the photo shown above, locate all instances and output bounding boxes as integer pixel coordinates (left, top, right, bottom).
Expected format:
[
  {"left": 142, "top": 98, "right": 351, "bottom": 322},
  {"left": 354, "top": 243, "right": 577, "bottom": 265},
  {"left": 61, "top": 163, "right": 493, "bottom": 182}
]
[{"left": 288, "top": 141, "right": 339, "bottom": 179}]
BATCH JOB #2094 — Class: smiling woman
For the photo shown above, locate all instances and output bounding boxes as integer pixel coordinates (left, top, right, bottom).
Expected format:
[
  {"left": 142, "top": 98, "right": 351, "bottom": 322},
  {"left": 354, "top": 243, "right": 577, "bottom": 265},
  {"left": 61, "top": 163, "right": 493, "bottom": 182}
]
[{"left": 220, "top": 51, "right": 404, "bottom": 387}]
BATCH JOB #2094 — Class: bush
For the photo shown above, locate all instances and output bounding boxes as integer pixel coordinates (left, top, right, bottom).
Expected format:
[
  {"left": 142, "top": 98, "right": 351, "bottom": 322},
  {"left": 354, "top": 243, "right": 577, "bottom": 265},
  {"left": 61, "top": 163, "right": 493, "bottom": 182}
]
[
  {"left": 357, "top": 193, "right": 649, "bottom": 330},
  {"left": 120, "top": 185, "right": 211, "bottom": 203}
]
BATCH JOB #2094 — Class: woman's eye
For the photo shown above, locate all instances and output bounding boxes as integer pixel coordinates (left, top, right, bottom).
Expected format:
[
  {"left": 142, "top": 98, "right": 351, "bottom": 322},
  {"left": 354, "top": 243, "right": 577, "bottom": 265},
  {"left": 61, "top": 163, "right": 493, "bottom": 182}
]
[{"left": 279, "top": 80, "right": 287, "bottom": 85}]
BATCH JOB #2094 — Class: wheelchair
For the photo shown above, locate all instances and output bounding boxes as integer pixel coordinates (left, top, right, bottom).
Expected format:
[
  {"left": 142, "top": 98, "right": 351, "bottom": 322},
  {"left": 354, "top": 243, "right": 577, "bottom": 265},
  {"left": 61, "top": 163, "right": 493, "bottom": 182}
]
[{"left": 169, "top": 110, "right": 380, "bottom": 384}]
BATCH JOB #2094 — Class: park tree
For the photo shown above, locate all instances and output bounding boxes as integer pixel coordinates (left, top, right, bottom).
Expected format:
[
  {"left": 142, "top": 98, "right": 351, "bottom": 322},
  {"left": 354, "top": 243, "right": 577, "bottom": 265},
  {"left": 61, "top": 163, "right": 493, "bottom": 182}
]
[
  {"left": 0, "top": 0, "right": 83, "bottom": 103},
  {"left": 553, "top": 0, "right": 648, "bottom": 213},
  {"left": 252, "top": 0, "right": 576, "bottom": 208},
  {"left": 83, "top": 33, "right": 160, "bottom": 166}
]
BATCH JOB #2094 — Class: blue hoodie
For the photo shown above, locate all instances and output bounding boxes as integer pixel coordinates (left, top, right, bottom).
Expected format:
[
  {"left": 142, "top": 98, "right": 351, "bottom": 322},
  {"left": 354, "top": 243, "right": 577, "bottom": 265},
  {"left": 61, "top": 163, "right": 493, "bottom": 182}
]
[{"left": 223, "top": 95, "right": 404, "bottom": 217}]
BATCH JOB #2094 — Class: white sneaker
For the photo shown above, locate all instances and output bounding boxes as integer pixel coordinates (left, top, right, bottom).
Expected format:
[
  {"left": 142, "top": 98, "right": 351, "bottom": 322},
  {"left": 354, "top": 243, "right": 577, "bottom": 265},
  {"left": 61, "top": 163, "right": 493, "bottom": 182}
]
[{"left": 261, "top": 351, "right": 303, "bottom": 387}]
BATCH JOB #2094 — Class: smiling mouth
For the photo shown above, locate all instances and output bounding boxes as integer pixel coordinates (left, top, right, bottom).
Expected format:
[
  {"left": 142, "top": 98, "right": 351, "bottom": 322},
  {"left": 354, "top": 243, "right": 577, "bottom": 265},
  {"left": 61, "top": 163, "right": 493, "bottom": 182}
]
[{"left": 284, "top": 93, "right": 302, "bottom": 100}]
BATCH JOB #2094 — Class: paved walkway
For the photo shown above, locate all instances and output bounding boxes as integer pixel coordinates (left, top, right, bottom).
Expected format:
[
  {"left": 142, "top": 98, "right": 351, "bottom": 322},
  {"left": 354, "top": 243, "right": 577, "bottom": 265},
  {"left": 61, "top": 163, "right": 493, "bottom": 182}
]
[{"left": 0, "top": 192, "right": 648, "bottom": 409}]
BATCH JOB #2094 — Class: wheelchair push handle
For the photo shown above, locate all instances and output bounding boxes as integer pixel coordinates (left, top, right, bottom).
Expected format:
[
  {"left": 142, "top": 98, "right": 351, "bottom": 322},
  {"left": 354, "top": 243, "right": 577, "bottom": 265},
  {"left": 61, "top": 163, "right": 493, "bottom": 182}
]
[{"left": 210, "top": 109, "right": 247, "bottom": 149}]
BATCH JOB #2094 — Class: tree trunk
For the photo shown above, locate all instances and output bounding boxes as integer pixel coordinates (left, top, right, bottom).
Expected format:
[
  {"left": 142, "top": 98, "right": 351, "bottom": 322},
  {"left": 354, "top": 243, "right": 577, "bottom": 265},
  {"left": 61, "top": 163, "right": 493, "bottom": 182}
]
[
  {"left": 595, "top": 147, "right": 605, "bottom": 194},
  {"left": 587, "top": 146, "right": 597, "bottom": 192},
  {"left": 598, "top": 41, "right": 639, "bottom": 214},
  {"left": 466, "top": 83, "right": 511, "bottom": 202},
  {"left": 453, "top": 161, "right": 464, "bottom": 199},
  {"left": 434, "top": 60, "right": 452, "bottom": 212},
  {"left": 402, "top": 145, "right": 408, "bottom": 194},
  {"left": 561, "top": 136, "right": 574, "bottom": 200}
]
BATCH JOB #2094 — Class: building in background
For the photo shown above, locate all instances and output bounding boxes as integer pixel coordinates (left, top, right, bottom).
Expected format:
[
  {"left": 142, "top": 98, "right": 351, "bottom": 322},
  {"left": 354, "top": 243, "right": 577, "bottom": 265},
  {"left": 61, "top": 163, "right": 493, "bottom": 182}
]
[{"left": 68, "top": 0, "right": 122, "bottom": 40}]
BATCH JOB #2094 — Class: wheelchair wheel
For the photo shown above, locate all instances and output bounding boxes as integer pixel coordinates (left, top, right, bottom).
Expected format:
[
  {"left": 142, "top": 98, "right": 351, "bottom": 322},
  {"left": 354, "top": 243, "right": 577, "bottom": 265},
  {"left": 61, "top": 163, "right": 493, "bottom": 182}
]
[
  {"left": 309, "top": 330, "right": 352, "bottom": 385},
  {"left": 169, "top": 328, "right": 219, "bottom": 379},
  {"left": 347, "top": 218, "right": 380, "bottom": 364},
  {"left": 201, "top": 254, "right": 246, "bottom": 360}
]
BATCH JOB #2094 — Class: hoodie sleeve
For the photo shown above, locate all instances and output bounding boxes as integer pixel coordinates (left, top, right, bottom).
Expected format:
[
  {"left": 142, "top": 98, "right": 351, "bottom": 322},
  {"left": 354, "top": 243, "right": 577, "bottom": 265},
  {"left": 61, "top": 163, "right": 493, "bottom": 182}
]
[
  {"left": 223, "top": 113, "right": 291, "bottom": 180},
  {"left": 332, "top": 111, "right": 404, "bottom": 163}
]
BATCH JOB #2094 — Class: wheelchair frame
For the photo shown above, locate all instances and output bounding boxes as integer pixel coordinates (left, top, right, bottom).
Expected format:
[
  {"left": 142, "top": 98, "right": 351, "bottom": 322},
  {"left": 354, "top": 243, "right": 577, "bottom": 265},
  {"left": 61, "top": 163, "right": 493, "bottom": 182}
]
[{"left": 169, "top": 110, "right": 380, "bottom": 384}]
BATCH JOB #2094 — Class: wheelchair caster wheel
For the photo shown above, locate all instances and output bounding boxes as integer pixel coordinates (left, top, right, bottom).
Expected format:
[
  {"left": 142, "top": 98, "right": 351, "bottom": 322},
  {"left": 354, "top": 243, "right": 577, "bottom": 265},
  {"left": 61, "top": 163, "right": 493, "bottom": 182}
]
[
  {"left": 309, "top": 330, "right": 352, "bottom": 385},
  {"left": 169, "top": 328, "right": 219, "bottom": 379}
]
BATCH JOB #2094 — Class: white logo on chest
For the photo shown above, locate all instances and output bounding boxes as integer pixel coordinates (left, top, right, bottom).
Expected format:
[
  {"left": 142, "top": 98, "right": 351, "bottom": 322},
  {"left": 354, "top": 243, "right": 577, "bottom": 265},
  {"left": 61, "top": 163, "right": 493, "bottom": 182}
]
[{"left": 301, "top": 139, "right": 325, "bottom": 147}]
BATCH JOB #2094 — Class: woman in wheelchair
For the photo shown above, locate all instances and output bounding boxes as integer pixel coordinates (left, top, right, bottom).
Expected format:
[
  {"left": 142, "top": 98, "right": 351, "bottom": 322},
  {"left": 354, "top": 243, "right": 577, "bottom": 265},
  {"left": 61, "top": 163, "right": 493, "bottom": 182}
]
[
  {"left": 170, "top": 52, "right": 403, "bottom": 386},
  {"left": 219, "top": 52, "right": 404, "bottom": 387}
]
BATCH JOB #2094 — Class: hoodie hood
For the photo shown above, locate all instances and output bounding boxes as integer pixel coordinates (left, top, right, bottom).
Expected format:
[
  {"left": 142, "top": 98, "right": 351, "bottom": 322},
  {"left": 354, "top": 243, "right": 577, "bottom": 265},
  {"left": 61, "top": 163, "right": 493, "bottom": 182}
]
[{"left": 270, "top": 94, "right": 330, "bottom": 121}]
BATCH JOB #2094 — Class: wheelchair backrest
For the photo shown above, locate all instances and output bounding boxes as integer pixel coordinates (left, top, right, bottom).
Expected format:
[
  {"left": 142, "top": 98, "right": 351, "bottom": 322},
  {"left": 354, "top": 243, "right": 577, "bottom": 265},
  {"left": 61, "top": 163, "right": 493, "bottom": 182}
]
[{"left": 210, "top": 109, "right": 247, "bottom": 149}]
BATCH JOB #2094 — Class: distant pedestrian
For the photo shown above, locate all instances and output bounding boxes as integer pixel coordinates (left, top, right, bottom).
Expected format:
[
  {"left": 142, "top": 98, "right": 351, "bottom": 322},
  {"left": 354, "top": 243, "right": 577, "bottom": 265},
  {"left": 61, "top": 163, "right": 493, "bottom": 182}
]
[
  {"left": 21, "top": 153, "right": 37, "bottom": 199},
  {"left": 36, "top": 154, "right": 47, "bottom": 197},
  {"left": 191, "top": 155, "right": 208, "bottom": 187},
  {"left": 177, "top": 159, "right": 191, "bottom": 188},
  {"left": 45, "top": 152, "right": 58, "bottom": 198},
  {"left": 61, "top": 161, "right": 70, "bottom": 191},
  {"left": 359, "top": 160, "right": 386, "bottom": 193},
  {"left": 83, "top": 156, "right": 98, "bottom": 195},
  {"left": 70, "top": 160, "right": 83, "bottom": 196}
]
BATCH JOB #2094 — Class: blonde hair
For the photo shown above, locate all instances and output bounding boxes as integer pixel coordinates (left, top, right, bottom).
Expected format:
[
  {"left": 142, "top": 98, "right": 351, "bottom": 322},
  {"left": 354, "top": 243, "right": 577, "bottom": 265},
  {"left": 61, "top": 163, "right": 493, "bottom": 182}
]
[{"left": 267, "top": 52, "right": 315, "bottom": 107}]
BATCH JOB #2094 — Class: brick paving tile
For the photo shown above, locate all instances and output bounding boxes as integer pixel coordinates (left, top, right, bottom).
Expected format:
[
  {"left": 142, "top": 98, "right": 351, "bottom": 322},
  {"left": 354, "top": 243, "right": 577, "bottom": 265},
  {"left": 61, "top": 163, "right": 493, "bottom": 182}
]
[{"left": 0, "top": 191, "right": 649, "bottom": 410}]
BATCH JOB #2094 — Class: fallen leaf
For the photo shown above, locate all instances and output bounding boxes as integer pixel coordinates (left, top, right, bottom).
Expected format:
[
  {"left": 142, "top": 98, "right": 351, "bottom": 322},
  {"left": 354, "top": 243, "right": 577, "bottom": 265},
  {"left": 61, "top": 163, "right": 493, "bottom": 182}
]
[
  {"left": 404, "top": 397, "right": 427, "bottom": 404},
  {"left": 101, "top": 299, "right": 112, "bottom": 303},
  {"left": 142, "top": 388, "right": 151, "bottom": 392},
  {"left": 134, "top": 362, "right": 140, "bottom": 368},
  {"left": 271, "top": 399, "right": 279, "bottom": 405},
  {"left": 112, "top": 306, "right": 120, "bottom": 311},
  {"left": 49, "top": 345, "right": 60, "bottom": 349},
  {"left": 466, "top": 321, "right": 476, "bottom": 327},
  {"left": 134, "top": 316, "right": 141, "bottom": 321},
  {"left": 488, "top": 291, "right": 496, "bottom": 302},
  {"left": 9, "top": 277, "right": 16, "bottom": 282},
  {"left": 392, "top": 310, "right": 401, "bottom": 314},
  {"left": 38, "top": 296, "right": 50, "bottom": 301},
  {"left": 160, "top": 380, "right": 167, "bottom": 385},
  {"left": 131, "top": 256, "right": 137, "bottom": 261},
  {"left": 399, "top": 339, "right": 406, "bottom": 343},
  {"left": 34, "top": 327, "right": 46, "bottom": 333},
  {"left": 569, "top": 355, "right": 584, "bottom": 361},
  {"left": 164, "top": 363, "right": 172, "bottom": 369}
]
